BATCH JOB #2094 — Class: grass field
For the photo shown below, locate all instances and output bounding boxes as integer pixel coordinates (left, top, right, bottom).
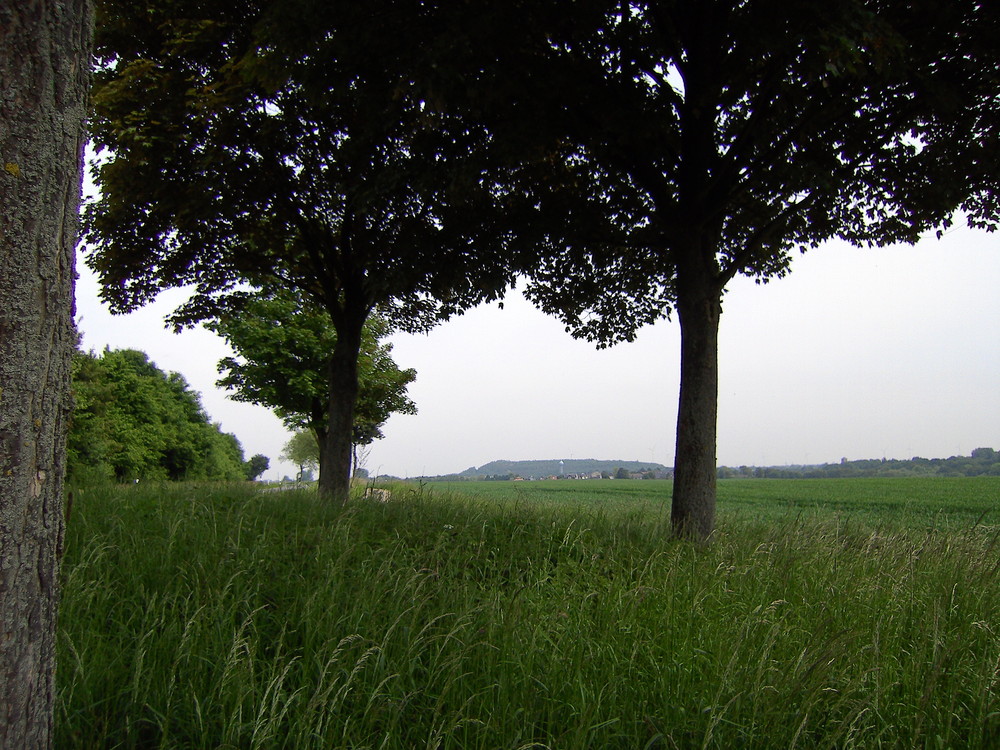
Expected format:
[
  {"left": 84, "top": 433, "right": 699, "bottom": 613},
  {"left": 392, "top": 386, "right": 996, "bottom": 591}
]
[
  {"left": 429, "top": 477, "right": 1000, "bottom": 528},
  {"left": 57, "top": 478, "right": 1000, "bottom": 748}
]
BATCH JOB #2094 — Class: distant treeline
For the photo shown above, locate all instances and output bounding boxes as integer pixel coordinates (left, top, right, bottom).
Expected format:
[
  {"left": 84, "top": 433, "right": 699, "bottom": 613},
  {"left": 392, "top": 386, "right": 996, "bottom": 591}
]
[
  {"left": 718, "top": 448, "right": 1000, "bottom": 479},
  {"left": 394, "top": 449, "right": 1000, "bottom": 483}
]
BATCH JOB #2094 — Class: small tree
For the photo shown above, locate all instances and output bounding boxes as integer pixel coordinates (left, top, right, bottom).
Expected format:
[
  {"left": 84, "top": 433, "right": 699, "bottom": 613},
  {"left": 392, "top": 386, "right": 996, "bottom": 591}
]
[
  {"left": 280, "top": 430, "right": 319, "bottom": 483},
  {"left": 207, "top": 288, "right": 417, "bottom": 479},
  {"left": 244, "top": 454, "right": 269, "bottom": 481}
]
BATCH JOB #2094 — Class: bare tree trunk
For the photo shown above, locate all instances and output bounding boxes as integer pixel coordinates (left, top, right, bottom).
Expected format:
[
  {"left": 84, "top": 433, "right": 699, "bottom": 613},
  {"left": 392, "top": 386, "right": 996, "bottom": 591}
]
[
  {"left": 0, "top": 1, "right": 92, "bottom": 747},
  {"left": 670, "top": 267, "right": 723, "bottom": 540},
  {"left": 318, "top": 322, "right": 363, "bottom": 503}
]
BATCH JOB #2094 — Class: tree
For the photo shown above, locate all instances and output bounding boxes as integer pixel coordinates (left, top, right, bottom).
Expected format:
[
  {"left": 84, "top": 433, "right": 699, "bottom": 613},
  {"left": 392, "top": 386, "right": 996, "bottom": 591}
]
[
  {"left": 205, "top": 287, "right": 417, "bottom": 470},
  {"left": 66, "top": 347, "right": 117, "bottom": 484},
  {"left": 84, "top": 0, "right": 530, "bottom": 502},
  {"left": 280, "top": 429, "right": 319, "bottom": 482},
  {"left": 0, "top": 0, "right": 92, "bottom": 745},
  {"left": 244, "top": 454, "right": 270, "bottom": 481},
  {"left": 435, "top": 0, "right": 1000, "bottom": 537},
  {"left": 971, "top": 447, "right": 997, "bottom": 462}
]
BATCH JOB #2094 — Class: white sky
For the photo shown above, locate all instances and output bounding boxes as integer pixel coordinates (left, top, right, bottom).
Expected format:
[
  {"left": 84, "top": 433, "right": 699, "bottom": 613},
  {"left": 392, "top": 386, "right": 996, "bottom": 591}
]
[{"left": 73, "top": 226, "right": 999, "bottom": 481}]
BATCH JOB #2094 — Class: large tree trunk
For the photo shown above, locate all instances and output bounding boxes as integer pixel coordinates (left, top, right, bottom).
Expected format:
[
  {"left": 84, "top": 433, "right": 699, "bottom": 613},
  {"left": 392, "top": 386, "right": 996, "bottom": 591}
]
[
  {"left": 317, "top": 321, "right": 363, "bottom": 503},
  {"left": 0, "top": 1, "right": 92, "bottom": 747},
  {"left": 671, "top": 266, "right": 723, "bottom": 540}
]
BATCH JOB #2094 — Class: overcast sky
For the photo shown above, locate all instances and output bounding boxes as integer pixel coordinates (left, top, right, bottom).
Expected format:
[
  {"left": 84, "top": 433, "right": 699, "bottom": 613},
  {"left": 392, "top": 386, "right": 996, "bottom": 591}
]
[{"left": 74, "top": 225, "right": 999, "bottom": 481}]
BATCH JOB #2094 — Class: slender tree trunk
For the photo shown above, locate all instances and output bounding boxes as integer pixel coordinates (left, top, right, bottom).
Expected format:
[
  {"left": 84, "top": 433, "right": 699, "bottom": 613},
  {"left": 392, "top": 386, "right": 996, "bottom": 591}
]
[
  {"left": 671, "top": 265, "right": 723, "bottom": 540},
  {"left": 0, "top": 1, "right": 92, "bottom": 746},
  {"left": 318, "top": 321, "right": 363, "bottom": 503}
]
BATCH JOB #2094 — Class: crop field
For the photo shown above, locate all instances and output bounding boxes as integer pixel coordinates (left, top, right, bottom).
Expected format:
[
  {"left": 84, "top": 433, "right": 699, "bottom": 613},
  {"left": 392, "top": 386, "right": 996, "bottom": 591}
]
[
  {"left": 429, "top": 477, "right": 1000, "bottom": 529},
  {"left": 57, "top": 478, "right": 1000, "bottom": 748}
]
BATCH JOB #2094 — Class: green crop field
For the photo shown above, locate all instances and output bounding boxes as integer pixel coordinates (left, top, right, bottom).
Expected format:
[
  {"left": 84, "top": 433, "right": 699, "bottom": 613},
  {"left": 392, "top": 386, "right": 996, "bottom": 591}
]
[
  {"left": 428, "top": 477, "right": 1000, "bottom": 529},
  {"left": 57, "top": 478, "right": 1000, "bottom": 748}
]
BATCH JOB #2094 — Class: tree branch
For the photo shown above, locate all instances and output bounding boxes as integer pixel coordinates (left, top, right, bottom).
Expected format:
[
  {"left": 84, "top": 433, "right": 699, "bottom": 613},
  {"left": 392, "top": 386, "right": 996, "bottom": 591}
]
[{"left": 718, "top": 191, "right": 818, "bottom": 285}]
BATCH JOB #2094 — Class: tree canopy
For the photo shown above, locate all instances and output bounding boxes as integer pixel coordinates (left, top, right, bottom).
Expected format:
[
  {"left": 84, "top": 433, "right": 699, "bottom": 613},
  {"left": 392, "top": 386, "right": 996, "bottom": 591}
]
[{"left": 68, "top": 347, "right": 248, "bottom": 484}]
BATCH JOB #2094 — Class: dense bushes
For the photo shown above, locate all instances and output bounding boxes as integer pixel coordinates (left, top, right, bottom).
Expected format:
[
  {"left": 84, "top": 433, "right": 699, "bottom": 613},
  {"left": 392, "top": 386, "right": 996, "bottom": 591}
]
[{"left": 67, "top": 348, "right": 247, "bottom": 484}]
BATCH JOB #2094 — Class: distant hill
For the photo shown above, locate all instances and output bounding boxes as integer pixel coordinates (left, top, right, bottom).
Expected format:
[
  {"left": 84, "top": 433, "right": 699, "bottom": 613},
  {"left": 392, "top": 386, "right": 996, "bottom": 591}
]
[
  {"left": 455, "top": 458, "right": 671, "bottom": 480},
  {"left": 409, "top": 447, "right": 1000, "bottom": 482}
]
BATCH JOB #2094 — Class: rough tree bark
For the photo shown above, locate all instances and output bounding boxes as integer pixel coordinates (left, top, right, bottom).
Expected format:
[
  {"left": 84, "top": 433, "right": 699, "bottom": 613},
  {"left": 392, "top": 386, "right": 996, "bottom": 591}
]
[{"left": 0, "top": 1, "right": 92, "bottom": 747}]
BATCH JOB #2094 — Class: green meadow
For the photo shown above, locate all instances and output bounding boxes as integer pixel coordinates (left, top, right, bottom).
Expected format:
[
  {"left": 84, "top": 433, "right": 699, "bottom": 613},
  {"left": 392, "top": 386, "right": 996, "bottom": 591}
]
[
  {"left": 58, "top": 478, "right": 1000, "bottom": 748},
  {"left": 431, "top": 477, "right": 1000, "bottom": 528}
]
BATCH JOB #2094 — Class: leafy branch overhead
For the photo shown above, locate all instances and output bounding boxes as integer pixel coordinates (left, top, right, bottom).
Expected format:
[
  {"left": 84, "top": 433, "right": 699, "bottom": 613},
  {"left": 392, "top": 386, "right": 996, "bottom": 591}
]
[
  {"left": 86, "top": 0, "right": 524, "bottom": 327},
  {"left": 442, "top": 1, "right": 1000, "bottom": 345}
]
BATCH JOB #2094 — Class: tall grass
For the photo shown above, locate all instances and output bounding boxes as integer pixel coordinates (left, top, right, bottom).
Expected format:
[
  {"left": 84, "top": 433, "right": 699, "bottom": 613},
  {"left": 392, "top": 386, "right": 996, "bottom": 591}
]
[{"left": 58, "top": 480, "right": 1000, "bottom": 748}]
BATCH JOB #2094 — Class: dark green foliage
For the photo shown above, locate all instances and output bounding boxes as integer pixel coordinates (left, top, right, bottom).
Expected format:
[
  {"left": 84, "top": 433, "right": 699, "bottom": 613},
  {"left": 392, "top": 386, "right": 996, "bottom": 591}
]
[
  {"left": 244, "top": 453, "right": 269, "bottom": 481},
  {"left": 67, "top": 348, "right": 246, "bottom": 484},
  {"left": 452, "top": 1, "right": 1000, "bottom": 334},
  {"left": 85, "top": 0, "right": 522, "bottom": 319}
]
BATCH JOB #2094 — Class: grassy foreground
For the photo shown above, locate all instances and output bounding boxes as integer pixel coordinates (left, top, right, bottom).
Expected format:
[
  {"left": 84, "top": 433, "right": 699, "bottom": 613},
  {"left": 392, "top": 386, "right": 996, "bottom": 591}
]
[{"left": 58, "top": 479, "right": 1000, "bottom": 748}]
